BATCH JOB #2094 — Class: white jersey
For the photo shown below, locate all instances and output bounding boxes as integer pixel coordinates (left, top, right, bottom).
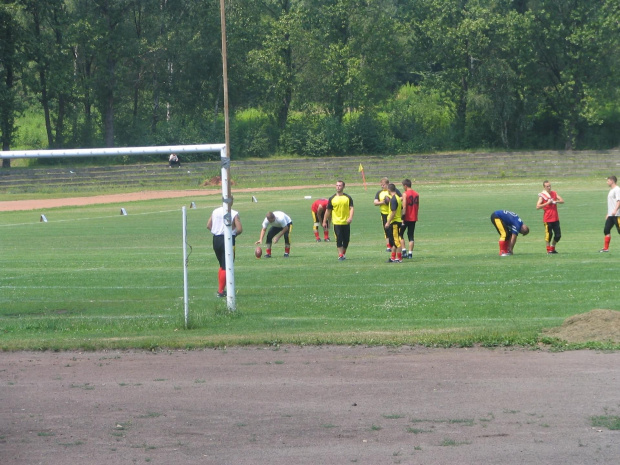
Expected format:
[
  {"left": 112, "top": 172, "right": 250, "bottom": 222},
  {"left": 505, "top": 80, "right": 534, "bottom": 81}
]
[
  {"left": 608, "top": 186, "right": 620, "bottom": 216},
  {"left": 262, "top": 211, "right": 292, "bottom": 229},
  {"left": 210, "top": 207, "right": 239, "bottom": 236}
]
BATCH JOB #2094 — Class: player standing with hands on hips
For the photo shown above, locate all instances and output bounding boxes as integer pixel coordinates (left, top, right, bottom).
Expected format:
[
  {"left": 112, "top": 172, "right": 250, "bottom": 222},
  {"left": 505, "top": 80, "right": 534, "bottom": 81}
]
[
  {"left": 207, "top": 198, "right": 243, "bottom": 298},
  {"left": 536, "top": 180, "right": 564, "bottom": 254},
  {"left": 255, "top": 211, "right": 293, "bottom": 258},
  {"left": 324, "top": 180, "right": 354, "bottom": 261},
  {"left": 490, "top": 210, "right": 529, "bottom": 256},
  {"left": 600, "top": 175, "right": 620, "bottom": 252}
]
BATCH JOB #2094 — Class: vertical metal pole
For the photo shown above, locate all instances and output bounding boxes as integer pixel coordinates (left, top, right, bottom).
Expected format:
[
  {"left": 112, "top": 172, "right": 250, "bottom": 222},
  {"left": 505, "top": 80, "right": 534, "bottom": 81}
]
[
  {"left": 182, "top": 206, "right": 189, "bottom": 327},
  {"left": 220, "top": 0, "right": 235, "bottom": 311},
  {"left": 221, "top": 149, "right": 235, "bottom": 311}
]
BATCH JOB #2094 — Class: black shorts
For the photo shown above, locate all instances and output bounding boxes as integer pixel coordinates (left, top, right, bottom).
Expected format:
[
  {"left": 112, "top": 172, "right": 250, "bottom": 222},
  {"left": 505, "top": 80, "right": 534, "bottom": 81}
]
[
  {"left": 334, "top": 224, "right": 351, "bottom": 249},
  {"left": 544, "top": 221, "right": 561, "bottom": 243},
  {"left": 490, "top": 213, "right": 512, "bottom": 242},
  {"left": 212, "top": 234, "right": 236, "bottom": 268},
  {"left": 603, "top": 216, "right": 620, "bottom": 235},
  {"left": 400, "top": 221, "right": 416, "bottom": 242},
  {"left": 266, "top": 224, "right": 292, "bottom": 244}
]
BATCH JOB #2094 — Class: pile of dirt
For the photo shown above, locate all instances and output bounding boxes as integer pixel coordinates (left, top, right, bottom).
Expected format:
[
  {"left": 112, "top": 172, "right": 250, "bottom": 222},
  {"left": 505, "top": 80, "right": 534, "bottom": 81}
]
[
  {"left": 544, "top": 309, "right": 620, "bottom": 343},
  {"left": 202, "top": 176, "right": 236, "bottom": 186}
]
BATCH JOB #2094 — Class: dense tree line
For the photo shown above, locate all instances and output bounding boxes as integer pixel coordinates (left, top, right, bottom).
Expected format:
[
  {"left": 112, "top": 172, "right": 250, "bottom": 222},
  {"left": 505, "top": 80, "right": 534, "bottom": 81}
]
[{"left": 1, "top": 0, "right": 619, "bottom": 167}]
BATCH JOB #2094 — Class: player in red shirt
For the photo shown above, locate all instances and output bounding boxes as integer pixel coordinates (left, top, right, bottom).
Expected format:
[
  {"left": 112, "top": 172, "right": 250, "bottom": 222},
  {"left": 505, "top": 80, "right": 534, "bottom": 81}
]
[
  {"left": 311, "top": 198, "right": 330, "bottom": 242},
  {"left": 400, "top": 179, "right": 419, "bottom": 259},
  {"left": 535, "top": 180, "right": 564, "bottom": 254}
]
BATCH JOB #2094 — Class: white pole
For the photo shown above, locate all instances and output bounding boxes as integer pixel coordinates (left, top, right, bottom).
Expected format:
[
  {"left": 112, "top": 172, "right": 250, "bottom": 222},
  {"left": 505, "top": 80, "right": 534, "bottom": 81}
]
[
  {"left": 220, "top": 148, "right": 236, "bottom": 311},
  {"left": 219, "top": 0, "right": 235, "bottom": 311},
  {"left": 182, "top": 206, "right": 189, "bottom": 327}
]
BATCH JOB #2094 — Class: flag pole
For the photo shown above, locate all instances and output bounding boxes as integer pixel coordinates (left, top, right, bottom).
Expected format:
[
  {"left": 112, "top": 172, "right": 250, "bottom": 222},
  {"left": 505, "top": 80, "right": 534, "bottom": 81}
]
[{"left": 358, "top": 163, "right": 367, "bottom": 190}]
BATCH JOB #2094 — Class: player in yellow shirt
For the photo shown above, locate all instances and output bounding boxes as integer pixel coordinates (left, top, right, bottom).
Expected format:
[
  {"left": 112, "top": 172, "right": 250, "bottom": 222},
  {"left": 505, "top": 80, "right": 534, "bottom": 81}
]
[
  {"left": 384, "top": 183, "right": 403, "bottom": 262},
  {"left": 373, "top": 177, "right": 401, "bottom": 252},
  {"left": 323, "top": 180, "right": 354, "bottom": 261}
]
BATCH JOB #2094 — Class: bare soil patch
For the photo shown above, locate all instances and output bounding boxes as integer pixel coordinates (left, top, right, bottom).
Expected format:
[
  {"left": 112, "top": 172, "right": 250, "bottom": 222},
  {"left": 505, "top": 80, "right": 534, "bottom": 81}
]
[{"left": 544, "top": 309, "right": 620, "bottom": 343}]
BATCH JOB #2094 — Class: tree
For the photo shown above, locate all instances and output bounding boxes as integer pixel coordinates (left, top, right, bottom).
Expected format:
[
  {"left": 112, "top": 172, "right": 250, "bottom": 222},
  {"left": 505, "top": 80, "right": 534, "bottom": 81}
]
[
  {"left": 297, "top": 0, "right": 405, "bottom": 121},
  {"left": 523, "top": 0, "right": 620, "bottom": 149},
  {"left": 20, "top": 0, "right": 74, "bottom": 148},
  {"left": 244, "top": 0, "right": 297, "bottom": 130},
  {"left": 0, "top": 1, "right": 23, "bottom": 167}
]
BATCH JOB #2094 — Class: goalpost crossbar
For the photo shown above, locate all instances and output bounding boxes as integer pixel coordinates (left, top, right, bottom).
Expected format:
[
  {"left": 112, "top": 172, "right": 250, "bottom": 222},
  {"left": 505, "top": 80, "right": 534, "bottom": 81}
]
[
  {"left": 0, "top": 144, "right": 226, "bottom": 159},
  {"left": 1, "top": 143, "right": 236, "bottom": 322}
]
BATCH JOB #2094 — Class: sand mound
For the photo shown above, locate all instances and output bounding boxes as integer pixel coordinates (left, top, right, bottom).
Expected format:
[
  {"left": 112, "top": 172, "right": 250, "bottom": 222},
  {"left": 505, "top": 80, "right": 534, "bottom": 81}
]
[{"left": 544, "top": 309, "right": 620, "bottom": 343}]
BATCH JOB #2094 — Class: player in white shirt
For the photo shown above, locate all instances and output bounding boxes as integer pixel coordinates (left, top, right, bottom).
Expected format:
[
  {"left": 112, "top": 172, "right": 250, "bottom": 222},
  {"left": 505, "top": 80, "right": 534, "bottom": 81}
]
[
  {"left": 600, "top": 175, "right": 620, "bottom": 252},
  {"left": 207, "top": 200, "right": 242, "bottom": 297},
  {"left": 255, "top": 211, "right": 293, "bottom": 258}
]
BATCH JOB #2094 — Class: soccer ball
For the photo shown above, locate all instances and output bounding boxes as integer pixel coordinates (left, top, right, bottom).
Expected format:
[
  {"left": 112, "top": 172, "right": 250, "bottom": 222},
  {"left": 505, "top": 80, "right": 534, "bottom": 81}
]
[{"left": 255, "top": 246, "right": 262, "bottom": 259}]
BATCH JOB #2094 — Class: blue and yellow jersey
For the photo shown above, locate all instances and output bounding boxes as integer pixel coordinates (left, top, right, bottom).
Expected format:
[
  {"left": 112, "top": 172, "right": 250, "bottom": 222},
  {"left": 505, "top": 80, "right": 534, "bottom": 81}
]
[{"left": 493, "top": 210, "right": 524, "bottom": 235}]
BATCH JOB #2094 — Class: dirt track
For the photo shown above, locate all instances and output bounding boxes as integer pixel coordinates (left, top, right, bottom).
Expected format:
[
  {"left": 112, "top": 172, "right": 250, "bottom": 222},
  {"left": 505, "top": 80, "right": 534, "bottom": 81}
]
[
  {"left": 2, "top": 346, "right": 620, "bottom": 465},
  {"left": 0, "top": 186, "right": 333, "bottom": 212}
]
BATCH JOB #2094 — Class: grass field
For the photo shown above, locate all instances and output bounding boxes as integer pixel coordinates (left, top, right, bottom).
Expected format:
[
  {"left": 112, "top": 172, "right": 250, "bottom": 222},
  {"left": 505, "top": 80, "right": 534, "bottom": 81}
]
[{"left": 1, "top": 178, "right": 618, "bottom": 351}]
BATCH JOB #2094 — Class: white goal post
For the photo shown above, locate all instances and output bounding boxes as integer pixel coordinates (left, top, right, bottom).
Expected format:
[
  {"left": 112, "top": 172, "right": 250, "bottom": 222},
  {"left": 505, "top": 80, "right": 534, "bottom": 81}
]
[{"left": 1, "top": 143, "right": 238, "bottom": 320}]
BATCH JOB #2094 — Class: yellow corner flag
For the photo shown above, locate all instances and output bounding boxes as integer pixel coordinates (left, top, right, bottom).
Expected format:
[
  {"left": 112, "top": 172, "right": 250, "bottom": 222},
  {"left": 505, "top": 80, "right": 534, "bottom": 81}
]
[{"left": 358, "top": 163, "right": 367, "bottom": 190}]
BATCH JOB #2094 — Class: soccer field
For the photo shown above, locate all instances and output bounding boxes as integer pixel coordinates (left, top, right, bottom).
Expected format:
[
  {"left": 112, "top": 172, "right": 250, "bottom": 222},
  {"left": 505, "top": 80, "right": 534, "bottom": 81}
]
[{"left": 1, "top": 178, "right": 617, "bottom": 350}]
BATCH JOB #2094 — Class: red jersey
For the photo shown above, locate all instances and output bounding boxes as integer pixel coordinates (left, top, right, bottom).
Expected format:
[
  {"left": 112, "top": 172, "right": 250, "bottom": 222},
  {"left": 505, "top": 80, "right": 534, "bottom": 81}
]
[
  {"left": 311, "top": 199, "right": 328, "bottom": 213},
  {"left": 402, "top": 189, "right": 419, "bottom": 221},
  {"left": 542, "top": 191, "right": 559, "bottom": 223}
]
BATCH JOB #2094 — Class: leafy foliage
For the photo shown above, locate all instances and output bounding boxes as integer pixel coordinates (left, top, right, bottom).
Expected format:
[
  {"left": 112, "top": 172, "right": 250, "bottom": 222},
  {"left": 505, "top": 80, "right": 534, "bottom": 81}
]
[{"left": 3, "top": 0, "right": 620, "bottom": 160}]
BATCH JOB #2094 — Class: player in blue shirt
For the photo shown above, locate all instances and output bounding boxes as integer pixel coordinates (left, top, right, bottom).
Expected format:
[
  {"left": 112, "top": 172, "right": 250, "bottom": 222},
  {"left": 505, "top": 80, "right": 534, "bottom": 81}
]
[{"left": 490, "top": 210, "right": 530, "bottom": 256}]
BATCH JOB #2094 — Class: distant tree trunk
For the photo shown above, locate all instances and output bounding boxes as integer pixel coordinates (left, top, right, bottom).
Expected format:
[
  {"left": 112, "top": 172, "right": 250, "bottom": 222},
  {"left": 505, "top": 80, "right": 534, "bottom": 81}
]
[
  {"left": 56, "top": 94, "right": 65, "bottom": 147},
  {"left": 1, "top": 7, "right": 19, "bottom": 168},
  {"left": 276, "top": 37, "right": 292, "bottom": 130},
  {"left": 104, "top": 58, "right": 115, "bottom": 147},
  {"left": 40, "top": 70, "right": 54, "bottom": 147},
  {"left": 152, "top": 72, "right": 160, "bottom": 133}
]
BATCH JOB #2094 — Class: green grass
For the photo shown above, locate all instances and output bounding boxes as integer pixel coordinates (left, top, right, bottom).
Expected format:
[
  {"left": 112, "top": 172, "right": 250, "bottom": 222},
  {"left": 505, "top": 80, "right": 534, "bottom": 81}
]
[
  {"left": 591, "top": 415, "right": 620, "bottom": 430},
  {"left": 1, "top": 179, "right": 619, "bottom": 350}
]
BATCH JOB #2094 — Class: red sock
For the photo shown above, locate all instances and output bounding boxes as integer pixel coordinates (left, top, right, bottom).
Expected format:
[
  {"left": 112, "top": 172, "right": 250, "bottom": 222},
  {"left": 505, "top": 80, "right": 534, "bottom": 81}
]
[
  {"left": 218, "top": 268, "right": 226, "bottom": 293},
  {"left": 391, "top": 252, "right": 396, "bottom": 260},
  {"left": 285, "top": 246, "right": 290, "bottom": 254},
  {"left": 604, "top": 235, "right": 611, "bottom": 250},
  {"left": 324, "top": 232, "right": 329, "bottom": 240},
  {"left": 550, "top": 245, "right": 555, "bottom": 252},
  {"left": 397, "top": 252, "right": 402, "bottom": 260},
  {"left": 266, "top": 248, "right": 272, "bottom": 255},
  {"left": 499, "top": 240, "right": 507, "bottom": 255},
  {"left": 314, "top": 231, "right": 320, "bottom": 240}
]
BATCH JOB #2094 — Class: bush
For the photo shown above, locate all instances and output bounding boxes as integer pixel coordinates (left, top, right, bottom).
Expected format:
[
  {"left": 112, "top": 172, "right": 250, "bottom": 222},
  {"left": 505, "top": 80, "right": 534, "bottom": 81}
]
[
  {"left": 230, "top": 108, "right": 278, "bottom": 158},
  {"left": 279, "top": 113, "right": 346, "bottom": 157},
  {"left": 384, "top": 84, "right": 456, "bottom": 152},
  {"left": 343, "top": 111, "right": 386, "bottom": 154}
]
